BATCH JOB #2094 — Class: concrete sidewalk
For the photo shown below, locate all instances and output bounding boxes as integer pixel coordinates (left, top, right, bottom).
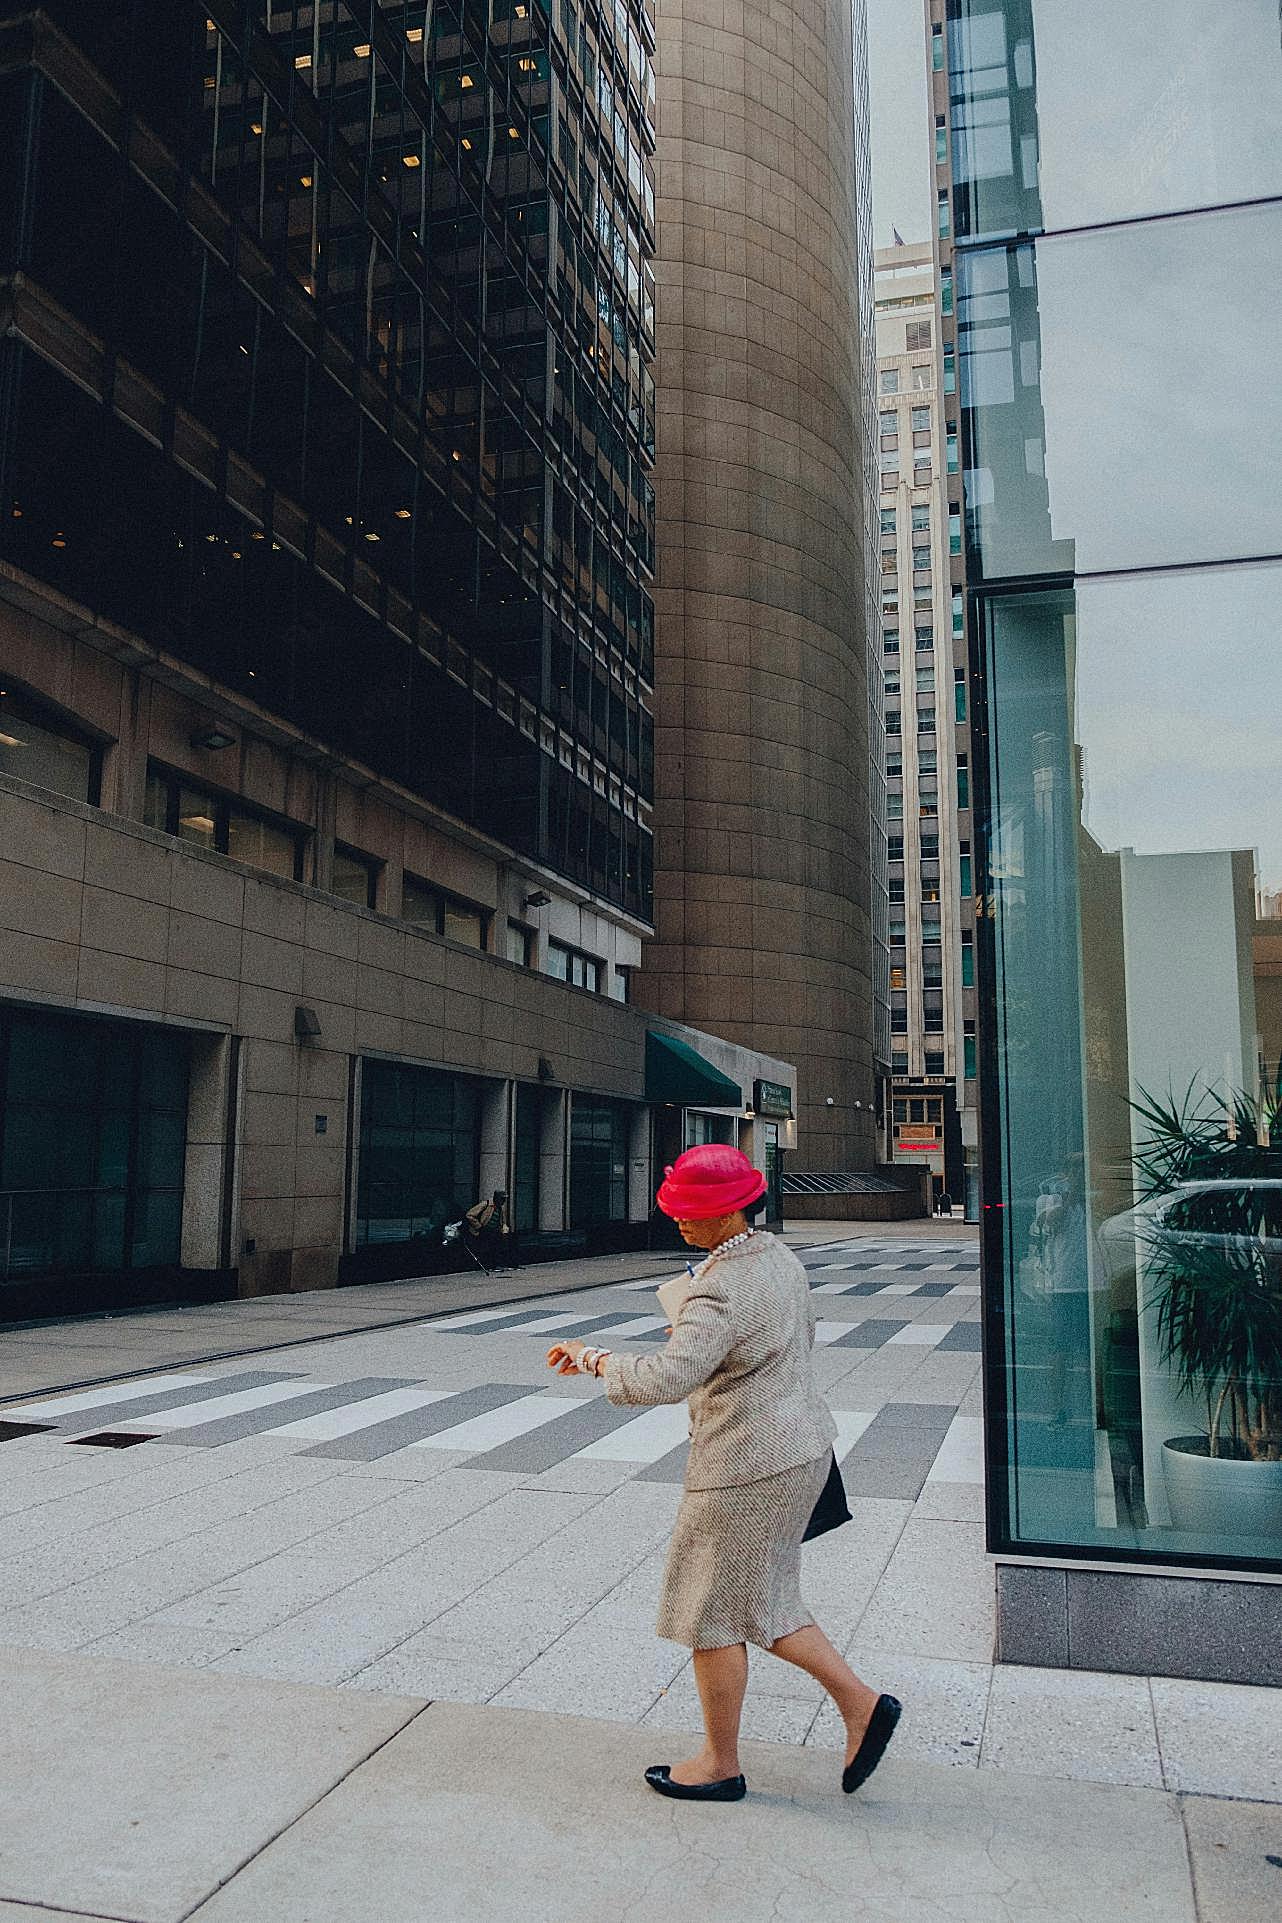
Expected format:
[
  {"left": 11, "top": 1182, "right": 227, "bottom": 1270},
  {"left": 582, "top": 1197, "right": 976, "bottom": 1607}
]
[
  {"left": 0, "top": 1219, "right": 972, "bottom": 1402},
  {"left": 2, "top": 1644, "right": 1277, "bottom": 1923}
]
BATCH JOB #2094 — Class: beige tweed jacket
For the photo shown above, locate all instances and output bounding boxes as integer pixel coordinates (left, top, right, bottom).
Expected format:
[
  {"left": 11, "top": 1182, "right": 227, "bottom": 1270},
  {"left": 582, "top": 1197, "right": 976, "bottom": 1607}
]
[{"left": 602, "top": 1231, "right": 836, "bottom": 1490}]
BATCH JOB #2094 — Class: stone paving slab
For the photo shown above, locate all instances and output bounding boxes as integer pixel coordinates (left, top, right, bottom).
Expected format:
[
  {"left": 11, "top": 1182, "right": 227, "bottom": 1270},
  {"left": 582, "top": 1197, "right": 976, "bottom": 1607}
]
[
  {"left": 0, "top": 1907, "right": 126, "bottom": 1922},
  {"left": 0, "top": 1644, "right": 420, "bottom": 1923},
  {"left": 182, "top": 1699, "right": 1199, "bottom": 1923},
  {"left": 1180, "top": 1795, "right": 1282, "bottom": 1923},
  {"left": 3, "top": 1643, "right": 1277, "bottom": 1923}
]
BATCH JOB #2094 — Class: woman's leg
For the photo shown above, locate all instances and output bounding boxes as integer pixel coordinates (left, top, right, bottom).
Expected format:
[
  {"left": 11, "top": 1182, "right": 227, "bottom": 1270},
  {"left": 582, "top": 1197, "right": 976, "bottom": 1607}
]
[
  {"left": 769, "top": 1623, "right": 881, "bottom": 1766},
  {"left": 669, "top": 1642, "right": 749, "bottom": 1784}
]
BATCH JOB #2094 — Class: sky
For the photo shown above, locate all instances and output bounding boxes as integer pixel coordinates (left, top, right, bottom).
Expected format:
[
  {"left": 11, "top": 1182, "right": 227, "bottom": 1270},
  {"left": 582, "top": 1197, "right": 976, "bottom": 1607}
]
[{"left": 866, "top": 0, "right": 933, "bottom": 247}]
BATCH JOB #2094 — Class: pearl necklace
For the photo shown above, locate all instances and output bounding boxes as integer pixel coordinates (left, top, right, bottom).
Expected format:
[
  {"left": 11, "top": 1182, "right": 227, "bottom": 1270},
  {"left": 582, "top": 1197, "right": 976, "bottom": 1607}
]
[{"left": 699, "top": 1228, "right": 756, "bottom": 1270}]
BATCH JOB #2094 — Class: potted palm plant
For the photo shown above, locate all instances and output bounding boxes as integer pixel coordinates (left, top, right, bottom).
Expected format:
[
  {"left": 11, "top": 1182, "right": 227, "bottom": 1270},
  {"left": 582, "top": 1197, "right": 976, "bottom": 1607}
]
[{"left": 1131, "top": 1076, "right": 1282, "bottom": 1542}]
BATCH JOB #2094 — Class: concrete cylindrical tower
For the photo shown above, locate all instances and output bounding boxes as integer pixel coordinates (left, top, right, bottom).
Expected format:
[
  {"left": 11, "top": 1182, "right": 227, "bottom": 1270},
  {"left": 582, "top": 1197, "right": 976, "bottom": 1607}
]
[{"left": 638, "top": 0, "right": 873, "bottom": 1167}]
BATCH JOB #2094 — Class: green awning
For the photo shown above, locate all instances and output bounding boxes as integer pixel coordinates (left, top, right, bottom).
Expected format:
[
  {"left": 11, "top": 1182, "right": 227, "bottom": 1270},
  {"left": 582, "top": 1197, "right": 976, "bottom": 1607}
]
[{"left": 646, "top": 1030, "right": 743, "bottom": 1109}]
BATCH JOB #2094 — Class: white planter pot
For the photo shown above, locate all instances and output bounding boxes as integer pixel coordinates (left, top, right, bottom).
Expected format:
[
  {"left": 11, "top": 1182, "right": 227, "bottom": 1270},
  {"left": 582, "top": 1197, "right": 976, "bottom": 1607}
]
[{"left": 1162, "top": 1437, "right": 1282, "bottom": 1542}]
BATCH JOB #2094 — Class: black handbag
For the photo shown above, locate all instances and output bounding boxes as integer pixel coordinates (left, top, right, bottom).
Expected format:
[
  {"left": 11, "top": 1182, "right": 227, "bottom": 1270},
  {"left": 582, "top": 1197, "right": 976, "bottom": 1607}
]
[{"left": 802, "top": 1450, "right": 851, "bottom": 1542}]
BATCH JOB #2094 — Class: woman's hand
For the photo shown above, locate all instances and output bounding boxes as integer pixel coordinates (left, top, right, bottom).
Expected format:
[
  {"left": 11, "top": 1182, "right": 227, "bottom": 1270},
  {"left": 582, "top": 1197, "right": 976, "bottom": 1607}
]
[{"left": 547, "top": 1339, "right": 588, "bottom": 1375}]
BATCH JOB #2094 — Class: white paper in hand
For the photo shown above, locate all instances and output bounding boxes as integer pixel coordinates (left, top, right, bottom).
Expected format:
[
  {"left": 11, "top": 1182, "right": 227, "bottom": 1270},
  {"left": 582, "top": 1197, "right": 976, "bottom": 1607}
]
[{"left": 656, "top": 1271, "right": 694, "bottom": 1323}]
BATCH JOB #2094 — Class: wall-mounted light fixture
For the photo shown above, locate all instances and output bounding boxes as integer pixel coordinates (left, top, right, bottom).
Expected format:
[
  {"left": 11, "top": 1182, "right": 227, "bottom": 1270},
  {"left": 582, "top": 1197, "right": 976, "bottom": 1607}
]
[
  {"left": 537, "top": 1055, "right": 556, "bottom": 1082},
  {"left": 294, "top": 1005, "right": 322, "bottom": 1043},
  {"left": 523, "top": 890, "right": 552, "bottom": 910},
  {"left": 190, "top": 724, "right": 237, "bottom": 751}
]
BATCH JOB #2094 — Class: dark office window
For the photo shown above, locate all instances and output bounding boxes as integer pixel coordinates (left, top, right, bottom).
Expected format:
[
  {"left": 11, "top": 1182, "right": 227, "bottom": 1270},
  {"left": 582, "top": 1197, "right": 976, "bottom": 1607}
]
[
  {"left": 924, "top": 1050, "right": 946, "bottom": 1075},
  {"left": 332, "top": 845, "right": 380, "bottom": 911},
  {"left": 144, "top": 764, "right": 304, "bottom": 881},
  {"left": 0, "top": 1007, "right": 188, "bottom": 1281},
  {"left": 512, "top": 1082, "right": 544, "bottom": 1234},
  {"left": 0, "top": 682, "right": 101, "bottom": 804},
  {"left": 401, "top": 875, "right": 490, "bottom": 951},
  {"left": 547, "top": 939, "right": 601, "bottom": 991},
  {"left": 506, "top": 920, "right": 537, "bottom": 968},
  {"left": 356, "top": 1059, "right": 480, "bottom": 1248},
  {"left": 569, "top": 1093, "right": 630, "bottom": 1225}
]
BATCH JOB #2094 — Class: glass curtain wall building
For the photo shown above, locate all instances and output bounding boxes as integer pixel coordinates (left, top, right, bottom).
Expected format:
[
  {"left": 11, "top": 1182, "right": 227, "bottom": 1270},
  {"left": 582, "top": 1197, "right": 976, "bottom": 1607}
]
[
  {"left": 942, "top": 0, "right": 1282, "bottom": 1634},
  {"left": 0, "top": 0, "right": 656, "bottom": 918}
]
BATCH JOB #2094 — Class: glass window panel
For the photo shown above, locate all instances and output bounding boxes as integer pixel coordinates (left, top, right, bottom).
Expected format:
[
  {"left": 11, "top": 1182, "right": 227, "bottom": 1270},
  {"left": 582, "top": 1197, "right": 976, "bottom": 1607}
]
[
  {"left": 401, "top": 875, "right": 441, "bottom": 928},
  {"left": 0, "top": 690, "right": 95, "bottom": 801},
  {"left": 356, "top": 1059, "right": 479, "bottom": 1247},
  {"left": 177, "top": 785, "right": 219, "bottom": 851},
  {"left": 0, "top": 1011, "right": 187, "bottom": 1279},
  {"left": 143, "top": 770, "right": 169, "bottom": 832},
  {"left": 226, "top": 808, "right": 298, "bottom": 878},
  {"left": 960, "top": 206, "right": 1282, "bottom": 580},
  {"left": 442, "top": 901, "right": 485, "bottom": 948},
  {"left": 333, "top": 846, "right": 378, "bottom": 907},
  {"left": 983, "top": 565, "right": 1282, "bottom": 1571},
  {"left": 92, "top": 1191, "right": 128, "bottom": 1271},
  {"left": 506, "top": 920, "right": 535, "bottom": 966},
  {"left": 569, "top": 1094, "right": 631, "bottom": 1224},
  {"left": 128, "top": 1188, "right": 183, "bottom": 1269},
  {"left": 140, "top": 1029, "right": 189, "bottom": 1114},
  {"left": 948, "top": 0, "right": 1282, "bottom": 240}
]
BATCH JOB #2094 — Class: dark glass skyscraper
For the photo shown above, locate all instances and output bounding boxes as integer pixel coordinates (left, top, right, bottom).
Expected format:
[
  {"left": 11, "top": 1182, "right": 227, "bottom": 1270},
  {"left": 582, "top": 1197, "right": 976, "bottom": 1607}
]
[{"left": 0, "top": 0, "right": 656, "bottom": 918}]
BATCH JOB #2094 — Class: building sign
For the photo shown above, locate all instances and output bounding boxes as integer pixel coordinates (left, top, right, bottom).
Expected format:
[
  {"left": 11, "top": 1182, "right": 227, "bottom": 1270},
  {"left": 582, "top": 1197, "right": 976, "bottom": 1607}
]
[{"left": 753, "top": 1078, "right": 794, "bottom": 1119}]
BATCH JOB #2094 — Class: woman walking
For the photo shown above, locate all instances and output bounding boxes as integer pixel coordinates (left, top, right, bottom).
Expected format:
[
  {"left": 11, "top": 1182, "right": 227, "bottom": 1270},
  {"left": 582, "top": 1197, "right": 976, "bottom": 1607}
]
[{"left": 547, "top": 1143, "right": 901, "bottom": 1803}]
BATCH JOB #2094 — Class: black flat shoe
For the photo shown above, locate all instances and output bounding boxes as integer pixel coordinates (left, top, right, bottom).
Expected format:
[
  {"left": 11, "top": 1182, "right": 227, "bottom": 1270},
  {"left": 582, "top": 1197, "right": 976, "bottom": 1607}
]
[
  {"left": 842, "top": 1694, "right": 902, "bottom": 1794},
  {"left": 645, "top": 1764, "right": 746, "bottom": 1802}
]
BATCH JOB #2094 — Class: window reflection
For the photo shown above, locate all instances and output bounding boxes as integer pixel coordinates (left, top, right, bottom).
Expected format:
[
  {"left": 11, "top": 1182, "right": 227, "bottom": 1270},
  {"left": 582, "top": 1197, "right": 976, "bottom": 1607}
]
[
  {"left": 948, "top": 0, "right": 1282, "bottom": 238},
  {"left": 0, "top": 0, "right": 656, "bottom": 923},
  {"left": 984, "top": 567, "right": 1282, "bottom": 1564},
  {"left": 0, "top": 684, "right": 99, "bottom": 803},
  {"left": 960, "top": 204, "right": 1282, "bottom": 580}
]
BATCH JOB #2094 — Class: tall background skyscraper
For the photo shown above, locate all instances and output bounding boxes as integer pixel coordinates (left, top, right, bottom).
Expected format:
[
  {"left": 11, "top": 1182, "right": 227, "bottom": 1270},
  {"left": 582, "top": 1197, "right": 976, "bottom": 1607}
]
[
  {"left": 873, "top": 238, "right": 973, "bottom": 1208},
  {"left": 635, "top": 0, "right": 878, "bottom": 1171}
]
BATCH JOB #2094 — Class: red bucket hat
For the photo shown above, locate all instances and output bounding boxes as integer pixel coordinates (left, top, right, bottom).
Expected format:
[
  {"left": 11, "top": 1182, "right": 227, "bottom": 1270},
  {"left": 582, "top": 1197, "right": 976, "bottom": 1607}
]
[{"left": 656, "top": 1144, "right": 767, "bottom": 1220}]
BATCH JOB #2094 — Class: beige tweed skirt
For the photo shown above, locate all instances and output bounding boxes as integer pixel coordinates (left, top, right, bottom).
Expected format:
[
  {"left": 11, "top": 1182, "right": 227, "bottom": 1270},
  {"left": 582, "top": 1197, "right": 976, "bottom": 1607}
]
[{"left": 656, "top": 1453, "right": 830, "bottom": 1651}]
